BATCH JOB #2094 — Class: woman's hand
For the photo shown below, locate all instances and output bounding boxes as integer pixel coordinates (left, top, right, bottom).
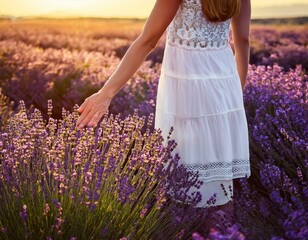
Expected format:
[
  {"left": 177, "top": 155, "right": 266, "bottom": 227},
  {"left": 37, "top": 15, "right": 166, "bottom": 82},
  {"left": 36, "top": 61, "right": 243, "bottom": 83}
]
[
  {"left": 76, "top": 0, "right": 181, "bottom": 130},
  {"left": 76, "top": 89, "right": 112, "bottom": 129}
]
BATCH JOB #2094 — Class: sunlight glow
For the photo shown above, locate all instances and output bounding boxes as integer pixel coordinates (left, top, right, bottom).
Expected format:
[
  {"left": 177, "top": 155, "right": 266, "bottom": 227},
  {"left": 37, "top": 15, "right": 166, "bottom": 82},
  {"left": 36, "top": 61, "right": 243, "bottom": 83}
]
[
  {"left": 37, "top": 0, "right": 101, "bottom": 15},
  {"left": 46, "top": 0, "right": 90, "bottom": 10},
  {"left": 0, "top": 0, "right": 307, "bottom": 18}
]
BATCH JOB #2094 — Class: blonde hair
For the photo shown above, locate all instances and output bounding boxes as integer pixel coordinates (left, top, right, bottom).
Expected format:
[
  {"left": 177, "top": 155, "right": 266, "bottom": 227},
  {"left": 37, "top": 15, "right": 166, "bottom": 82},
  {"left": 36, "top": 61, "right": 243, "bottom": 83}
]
[{"left": 201, "top": 0, "right": 241, "bottom": 22}]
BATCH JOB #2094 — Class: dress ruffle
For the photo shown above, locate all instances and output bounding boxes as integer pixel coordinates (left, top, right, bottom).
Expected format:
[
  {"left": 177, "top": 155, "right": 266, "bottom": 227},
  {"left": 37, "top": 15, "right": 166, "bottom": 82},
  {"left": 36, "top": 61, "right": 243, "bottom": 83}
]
[{"left": 154, "top": 43, "right": 251, "bottom": 183}]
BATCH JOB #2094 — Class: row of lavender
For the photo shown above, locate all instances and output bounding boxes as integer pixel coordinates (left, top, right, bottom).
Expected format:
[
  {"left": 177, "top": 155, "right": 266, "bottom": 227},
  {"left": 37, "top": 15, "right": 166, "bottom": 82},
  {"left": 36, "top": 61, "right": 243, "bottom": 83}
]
[
  {"left": 0, "top": 21, "right": 307, "bottom": 239},
  {"left": 0, "top": 96, "right": 246, "bottom": 240},
  {"left": 247, "top": 26, "right": 308, "bottom": 71},
  {"left": 1, "top": 21, "right": 307, "bottom": 71},
  {"left": 0, "top": 95, "right": 210, "bottom": 239},
  {"left": 0, "top": 39, "right": 158, "bottom": 120}
]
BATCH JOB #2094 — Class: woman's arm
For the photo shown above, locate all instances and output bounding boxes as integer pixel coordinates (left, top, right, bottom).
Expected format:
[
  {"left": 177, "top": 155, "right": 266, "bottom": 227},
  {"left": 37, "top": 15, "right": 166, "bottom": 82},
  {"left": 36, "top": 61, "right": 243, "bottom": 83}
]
[
  {"left": 231, "top": 0, "right": 251, "bottom": 91},
  {"left": 77, "top": 0, "right": 181, "bottom": 128}
]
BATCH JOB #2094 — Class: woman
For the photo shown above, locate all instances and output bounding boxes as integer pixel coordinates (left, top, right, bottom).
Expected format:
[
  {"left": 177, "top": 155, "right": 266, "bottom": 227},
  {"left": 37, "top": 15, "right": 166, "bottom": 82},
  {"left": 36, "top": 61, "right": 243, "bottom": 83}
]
[{"left": 77, "top": 0, "right": 251, "bottom": 227}]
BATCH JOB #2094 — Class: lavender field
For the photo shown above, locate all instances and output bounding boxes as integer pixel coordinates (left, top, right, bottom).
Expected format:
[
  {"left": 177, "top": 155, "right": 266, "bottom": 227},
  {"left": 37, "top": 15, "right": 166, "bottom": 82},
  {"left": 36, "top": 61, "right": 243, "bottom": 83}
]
[{"left": 0, "top": 19, "right": 307, "bottom": 240}]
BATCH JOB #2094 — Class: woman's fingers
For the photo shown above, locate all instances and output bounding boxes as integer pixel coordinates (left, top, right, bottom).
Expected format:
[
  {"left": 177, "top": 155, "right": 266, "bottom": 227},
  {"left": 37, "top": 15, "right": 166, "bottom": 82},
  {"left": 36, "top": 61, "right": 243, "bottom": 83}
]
[
  {"left": 77, "top": 104, "right": 84, "bottom": 113},
  {"left": 77, "top": 113, "right": 92, "bottom": 129},
  {"left": 77, "top": 106, "right": 105, "bottom": 129},
  {"left": 77, "top": 98, "right": 89, "bottom": 113},
  {"left": 88, "top": 112, "right": 102, "bottom": 127},
  {"left": 76, "top": 92, "right": 111, "bottom": 129},
  {"left": 77, "top": 106, "right": 92, "bottom": 128}
]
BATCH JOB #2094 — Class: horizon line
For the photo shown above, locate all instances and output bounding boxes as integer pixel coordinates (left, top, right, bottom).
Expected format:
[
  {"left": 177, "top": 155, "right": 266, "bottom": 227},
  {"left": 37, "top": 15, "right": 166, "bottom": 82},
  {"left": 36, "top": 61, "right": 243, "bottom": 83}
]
[{"left": 1, "top": 15, "right": 308, "bottom": 21}]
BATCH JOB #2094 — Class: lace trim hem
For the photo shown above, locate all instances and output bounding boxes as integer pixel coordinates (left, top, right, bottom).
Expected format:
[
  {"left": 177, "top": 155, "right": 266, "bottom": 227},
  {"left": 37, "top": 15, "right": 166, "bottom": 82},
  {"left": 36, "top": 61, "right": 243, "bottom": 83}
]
[{"left": 182, "top": 158, "right": 251, "bottom": 182}]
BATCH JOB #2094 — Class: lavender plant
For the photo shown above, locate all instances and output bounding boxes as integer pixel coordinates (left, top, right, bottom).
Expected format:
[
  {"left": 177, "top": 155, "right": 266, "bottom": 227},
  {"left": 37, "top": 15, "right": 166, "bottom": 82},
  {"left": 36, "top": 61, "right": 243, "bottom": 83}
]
[
  {"left": 0, "top": 99, "right": 210, "bottom": 240},
  {"left": 0, "top": 40, "right": 119, "bottom": 119},
  {"left": 192, "top": 224, "right": 245, "bottom": 240},
  {"left": 0, "top": 40, "right": 159, "bottom": 121},
  {"left": 233, "top": 64, "right": 308, "bottom": 239},
  {"left": 247, "top": 26, "right": 308, "bottom": 71},
  {"left": 0, "top": 88, "right": 14, "bottom": 131}
]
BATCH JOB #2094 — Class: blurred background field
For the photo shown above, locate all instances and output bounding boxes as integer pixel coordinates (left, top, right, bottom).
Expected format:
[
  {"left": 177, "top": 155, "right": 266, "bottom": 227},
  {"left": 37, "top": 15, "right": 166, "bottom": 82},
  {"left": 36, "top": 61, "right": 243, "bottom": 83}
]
[
  {"left": 0, "top": 15, "right": 307, "bottom": 240},
  {"left": 0, "top": 17, "right": 307, "bottom": 118}
]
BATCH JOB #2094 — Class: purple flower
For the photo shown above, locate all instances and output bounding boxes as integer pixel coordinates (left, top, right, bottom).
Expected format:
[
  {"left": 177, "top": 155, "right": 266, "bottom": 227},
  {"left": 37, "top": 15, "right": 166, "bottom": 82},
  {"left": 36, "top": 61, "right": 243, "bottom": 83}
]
[
  {"left": 192, "top": 232, "right": 205, "bottom": 240},
  {"left": 283, "top": 210, "right": 308, "bottom": 240},
  {"left": 101, "top": 226, "right": 108, "bottom": 236},
  {"left": 260, "top": 163, "right": 281, "bottom": 188},
  {"left": 19, "top": 205, "right": 28, "bottom": 222}
]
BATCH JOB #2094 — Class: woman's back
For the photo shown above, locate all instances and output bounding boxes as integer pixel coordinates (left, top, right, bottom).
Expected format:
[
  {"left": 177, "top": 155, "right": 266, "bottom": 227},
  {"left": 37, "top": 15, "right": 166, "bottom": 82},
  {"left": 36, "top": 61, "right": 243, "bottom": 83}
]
[
  {"left": 161, "top": 0, "right": 239, "bottom": 79},
  {"left": 167, "top": 0, "right": 231, "bottom": 50}
]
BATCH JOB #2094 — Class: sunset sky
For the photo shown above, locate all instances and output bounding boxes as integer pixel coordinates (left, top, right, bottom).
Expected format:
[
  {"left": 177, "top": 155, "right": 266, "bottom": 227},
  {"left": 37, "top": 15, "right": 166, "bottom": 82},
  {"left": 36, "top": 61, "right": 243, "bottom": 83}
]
[{"left": 0, "top": 0, "right": 308, "bottom": 19}]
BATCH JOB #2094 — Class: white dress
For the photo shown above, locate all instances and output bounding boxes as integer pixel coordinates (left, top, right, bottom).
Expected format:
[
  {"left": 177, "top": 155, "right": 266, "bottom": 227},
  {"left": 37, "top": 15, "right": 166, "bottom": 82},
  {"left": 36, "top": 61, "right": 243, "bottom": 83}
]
[{"left": 154, "top": 0, "right": 251, "bottom": 208}]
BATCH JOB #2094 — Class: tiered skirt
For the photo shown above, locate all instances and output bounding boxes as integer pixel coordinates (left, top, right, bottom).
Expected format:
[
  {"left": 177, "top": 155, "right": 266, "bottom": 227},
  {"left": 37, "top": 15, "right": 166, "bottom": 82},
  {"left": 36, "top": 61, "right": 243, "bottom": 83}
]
[{"left": 154, "top": 42, "right": 251, "bottom": 207}]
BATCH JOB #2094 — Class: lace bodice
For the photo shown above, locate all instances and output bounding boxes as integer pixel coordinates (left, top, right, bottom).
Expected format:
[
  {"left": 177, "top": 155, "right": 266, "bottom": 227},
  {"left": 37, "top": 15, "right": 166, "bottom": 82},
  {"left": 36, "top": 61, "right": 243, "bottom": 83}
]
[{"left": 167, "top": 0, "right": 232, "bottom": 50}]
